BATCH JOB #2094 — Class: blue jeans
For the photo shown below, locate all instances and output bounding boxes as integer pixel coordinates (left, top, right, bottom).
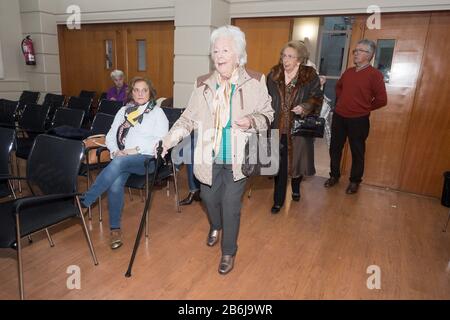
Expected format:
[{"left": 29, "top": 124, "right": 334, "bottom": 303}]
[{"left": 82, "top": 154, "right": 155, "bottom": 229}]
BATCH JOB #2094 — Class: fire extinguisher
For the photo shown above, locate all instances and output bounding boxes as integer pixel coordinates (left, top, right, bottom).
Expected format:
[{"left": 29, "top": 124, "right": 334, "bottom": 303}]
[{"left": 21, "top": 35, "right": 36, "bottom": 65}]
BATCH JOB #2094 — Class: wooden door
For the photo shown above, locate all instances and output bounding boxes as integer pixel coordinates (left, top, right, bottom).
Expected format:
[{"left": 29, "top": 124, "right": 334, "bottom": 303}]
[
  {"left": 343, "top": 13, "right": 430, "bottom": 189},
  {"left": 125, "top": 21, "right": 174, "bottom": 98},
  {"left": 400, "top": 12, "right": 450, "bottom": 197},
  {"left": 58, "top": 21, "right": 174, "bottom": 100},
  {"left": 233, "top": 17, "right": 293, "bottom": 75}
]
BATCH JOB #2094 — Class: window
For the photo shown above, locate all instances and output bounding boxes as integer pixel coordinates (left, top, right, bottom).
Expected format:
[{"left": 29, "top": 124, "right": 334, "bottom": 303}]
[
  {"left": 374, "top": 39, "right": 395, "bottom": 83},
  {"left": 137, "top": 40, "right": 146, "bottom": 71},
  {"left": 105, "top": 40, "right": 113, "bottom": 69}
]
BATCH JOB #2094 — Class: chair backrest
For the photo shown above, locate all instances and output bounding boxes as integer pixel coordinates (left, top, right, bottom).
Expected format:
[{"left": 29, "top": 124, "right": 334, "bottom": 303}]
[
  {"left": 161, "top": 106, "right": 184, "bottom": 129},
  {"left": 43, "top": 93, "right": 65, "bottom": 109},
  {"left": 79, "top": 90, "right": 96, "bottom": 100},
  {"left": 97, "top": 99, "right": 123, "bottom": 116},
  {"left": 27, "top": 134, "right": 84, "bottom": 195},
  {"left": 99, "top": 92, "right": 107, "bottom": 101},
  {"left": 67, "top": 96, "right": 92, "bottom": 113},
  {"left": 51, "top": 108, "right": 84, "bottom": 129},
  {"left": 0, "top": 127, "right": 15, "bottom": 176},
  {"left": 90, "top": 112, "right": 115, "bottom": 135},
  {"left": 0, "top": 99, "right": 18, "bottom": 128},
  {"left": 18, "top": 103, "right": 49, "bottom": 132},
  {"left": 19, "top": 91, "right": 40, "bottom": 104}
]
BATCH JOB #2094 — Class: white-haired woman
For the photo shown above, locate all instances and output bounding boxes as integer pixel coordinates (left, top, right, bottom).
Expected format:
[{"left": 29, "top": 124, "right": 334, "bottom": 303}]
[
  {"left": 107, "top": 69, "right": 128, "bottom": 105},
  {"left": 160, "top": 25, "right": 273, "bottom": 275}
]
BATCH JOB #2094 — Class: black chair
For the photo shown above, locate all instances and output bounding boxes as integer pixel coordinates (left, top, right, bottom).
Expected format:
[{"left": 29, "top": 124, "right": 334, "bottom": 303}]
[
  {"left": 66, "top": 96, "right": 93, "bottom": 126},
  {"left": 16, "top": 91, "right": 40, "bottom": 117},
  {"left": 50, "top": 107, "right": 84, "bottom": 129},
  {"left": 0, "top": 134, "right": 98, "bottom": 299},
  {"left": 123, "top": 107, "right": 185, "bottom": 229},
  {"left": 14, "top": 104, "right": 50, "bottom": 191},
  {"left": 79, "top": 90, "right": 96, "bottom": 101},
  {"left": 42, "top": 93, "right": 65, "bottom": 129},
  {"left": 97, "top": 99, "right": 123, "bottom": 116},
  {"left": 0, "top": 99, "right": 19, "bottom": 129},
  {"left": 99, "top": 92, "right": 107, "bottom": 102},
  {"left": 0, "top": 127, "right": 16, "bottom": 199}
]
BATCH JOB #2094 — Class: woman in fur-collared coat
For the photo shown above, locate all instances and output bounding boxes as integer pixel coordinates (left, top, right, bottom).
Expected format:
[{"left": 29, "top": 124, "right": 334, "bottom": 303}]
[{"left": 267, "top": 40, "right": 323, "bottom": 213}]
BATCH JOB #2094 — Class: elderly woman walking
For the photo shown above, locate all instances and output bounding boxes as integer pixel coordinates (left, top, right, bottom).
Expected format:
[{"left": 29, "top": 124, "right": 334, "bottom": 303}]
[
  {"left": 267, "top": 40, "right": 323, "bottom": 213},
  {"left": 160, "top": 25, "right": 273, "bottom": 275}
]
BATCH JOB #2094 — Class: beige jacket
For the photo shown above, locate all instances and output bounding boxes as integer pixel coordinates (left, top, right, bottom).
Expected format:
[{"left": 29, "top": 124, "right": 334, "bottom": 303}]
[{"left": 162, "top": 67, "right": 274, "bottom": 186}]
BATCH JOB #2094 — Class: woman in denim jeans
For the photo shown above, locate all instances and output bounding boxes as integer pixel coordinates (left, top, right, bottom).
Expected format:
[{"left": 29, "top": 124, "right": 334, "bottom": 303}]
[{"left": 81, "top": 77, "right": 169, "bottom": 249}]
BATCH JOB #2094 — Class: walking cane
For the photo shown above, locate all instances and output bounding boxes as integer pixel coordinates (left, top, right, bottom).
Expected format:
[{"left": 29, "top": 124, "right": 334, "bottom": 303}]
[{"left": 125, "top": 140, "right": 163, "bottom": 277}]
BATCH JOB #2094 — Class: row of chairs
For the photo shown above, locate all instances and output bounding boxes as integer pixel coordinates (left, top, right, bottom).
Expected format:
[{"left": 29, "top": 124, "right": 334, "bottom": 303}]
[{"left": 0, "top": 105, "right": 185, "bottom": 299}]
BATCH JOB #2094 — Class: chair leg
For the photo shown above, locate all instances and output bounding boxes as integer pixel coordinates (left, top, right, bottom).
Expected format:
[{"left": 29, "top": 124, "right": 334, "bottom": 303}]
[
  {"left": 45, "top": 228, "right": 54, "bottom": 247},
  {"left": 145, "top": 169, "right": 150, "bottom": 238},
  {"left": 172, "top": 162, "right": 180, "bottom": 213},
  {"left": 76, "top": 196, "right": 98, "bottom": 266},
  {"left": 443, "top": 208, "right": 450, "bottom": 232},
  {"left": 166, "top": 179, "right": 170, "bottom": 197},
  {"left": 98, "top": 196, "right": 103, "bottom": 222},
  {"left": 128, "top": 187, "right": 133, "bottom": 201},
  {"left": 8, "top": 180, "right": 17, "bottom": 199},
  {"left": 15, "top": 157, "right": 22, "bottom": 194},
  {"left": 15, "top": 215, "right": 24, "bottom": 300},
  {"left": 87, "top": 168, "right": 92, "bottom": 220},
  {"left": 27, "top": 235, "right": 33, "bottom": 243}
]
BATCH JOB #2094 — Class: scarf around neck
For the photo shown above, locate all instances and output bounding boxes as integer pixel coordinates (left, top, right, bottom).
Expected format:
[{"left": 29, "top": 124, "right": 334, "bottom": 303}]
[
  {"left": 212, "top": 68, "right": 239, "bottom": 158},
  {"left": 116, "top": 100, "right": 155, "bottom": 150}
]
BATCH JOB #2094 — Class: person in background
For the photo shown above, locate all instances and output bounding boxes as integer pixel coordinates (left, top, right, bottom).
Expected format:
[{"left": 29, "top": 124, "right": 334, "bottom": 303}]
[
  {"left": 267, "top": 40, "right": 323, "bottom": 213},
  {"left": 324, "top": 39, "right": 387, "bottom": 194},
  {"left": 81, "top": 77, "right": 168, "bottom": 249},
  {"left": 107, "top": 69, "right": 128, "bottom": 105}
]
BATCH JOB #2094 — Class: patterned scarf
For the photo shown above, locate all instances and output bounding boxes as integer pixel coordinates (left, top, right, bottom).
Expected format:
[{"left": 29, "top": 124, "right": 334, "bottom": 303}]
[
  {"left": 212, "top": 68, "right": 239, "bottom": 157},
  {"left": 116, "top": 100, "right": 156, "bottom": 150}
]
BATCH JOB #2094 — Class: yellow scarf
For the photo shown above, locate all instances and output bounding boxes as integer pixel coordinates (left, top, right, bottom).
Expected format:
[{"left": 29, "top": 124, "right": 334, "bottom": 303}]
[{"left": 212, "top": 68, "right": 239, "bottom": 157}]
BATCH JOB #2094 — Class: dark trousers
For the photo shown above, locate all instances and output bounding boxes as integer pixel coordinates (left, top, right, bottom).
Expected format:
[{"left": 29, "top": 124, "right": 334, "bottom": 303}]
[
  {"left": 274, "top": 134, "right": 288, "bottom": 206},
  {"left": 200, "top": 164, "right": 247, "bottom": 256},
  {"left": 273, "top": 134, "right": 301, "bottom": 206},
  {"left": 329, "top": 113, "right": 370, "bottom": 183}
]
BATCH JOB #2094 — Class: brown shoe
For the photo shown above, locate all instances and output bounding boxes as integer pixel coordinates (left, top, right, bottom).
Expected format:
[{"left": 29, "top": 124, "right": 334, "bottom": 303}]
[
  {"left": 218, "top": 255, "right": 235, "bottom": 275},
  {"left": 324, "top": 177, "right": 339, "bottom": 188},
  {"left": 206, "top": 229, "right": 220, "bottom": 247},
  {"left": 110, "top": 229, "right": 123, "bottom": 249},
  {"left": 346, "top": 182, "right": 360, "bottom": 194}
]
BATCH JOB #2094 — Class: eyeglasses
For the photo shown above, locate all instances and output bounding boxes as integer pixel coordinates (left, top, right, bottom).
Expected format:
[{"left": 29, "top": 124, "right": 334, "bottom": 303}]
[
  {"left": 281, "top": 54, "right": 298, "bottom": 60},
  {"left": 352, "top": 48, "right": 370, "bottom": 54}
]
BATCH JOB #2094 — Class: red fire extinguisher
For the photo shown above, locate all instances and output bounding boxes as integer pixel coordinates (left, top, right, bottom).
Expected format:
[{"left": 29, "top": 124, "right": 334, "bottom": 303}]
[{"left": 21, "top": 35, "right": 36, "bottom": 65}]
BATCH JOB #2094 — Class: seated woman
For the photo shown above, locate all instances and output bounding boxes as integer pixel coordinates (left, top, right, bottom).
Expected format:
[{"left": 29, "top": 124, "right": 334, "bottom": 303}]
[
  {"left": 107, "top": 69, "right": 128, "bottom": 105},
  {"left": 81, "top": 77, "right": 169, "bottom": 249}
]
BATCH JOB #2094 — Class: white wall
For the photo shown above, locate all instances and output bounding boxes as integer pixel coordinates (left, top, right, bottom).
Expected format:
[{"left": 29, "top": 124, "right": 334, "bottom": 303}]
[
  {"left": 0, "top": 0, "right": 28, "bottom": 100},
  {"left": 229, "top": 0, "right": 450, "bottom": 17}
]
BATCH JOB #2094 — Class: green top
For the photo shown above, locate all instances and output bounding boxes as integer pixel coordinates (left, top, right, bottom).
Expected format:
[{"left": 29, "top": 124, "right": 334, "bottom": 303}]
[{"left": 216, "top": 84, "right": 236, "bottom": 164}]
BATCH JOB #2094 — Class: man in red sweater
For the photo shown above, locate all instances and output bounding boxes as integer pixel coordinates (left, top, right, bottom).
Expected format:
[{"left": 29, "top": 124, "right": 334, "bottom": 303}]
[{"left": 324, "top": 39, "right": 387, "bottom": 194}]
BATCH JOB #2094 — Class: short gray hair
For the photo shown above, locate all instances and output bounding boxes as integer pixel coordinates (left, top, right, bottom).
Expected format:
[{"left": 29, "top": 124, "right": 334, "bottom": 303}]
[
  {"left": 210, "top": 25, "right": 247, "bottom": 67},
  {"left": 110, "top": 69, "right": 124, "bottom": 79},
  {"left": 357, "top": 39, "right": 377, "bottom": 56}
]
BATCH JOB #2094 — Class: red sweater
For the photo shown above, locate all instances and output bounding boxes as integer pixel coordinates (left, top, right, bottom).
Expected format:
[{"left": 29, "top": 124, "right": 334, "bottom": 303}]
[{"left": 335, "top": 65, "right": 387, "bottom": 118}]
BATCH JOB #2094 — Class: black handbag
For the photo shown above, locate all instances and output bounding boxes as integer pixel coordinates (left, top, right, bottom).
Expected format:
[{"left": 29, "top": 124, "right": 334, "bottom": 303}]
[
  {"left": 241, "top": 115, "right": 278, "bottom": 177},
  {"left": 291, "top": 114, "right": 325, "bottom": 138}
]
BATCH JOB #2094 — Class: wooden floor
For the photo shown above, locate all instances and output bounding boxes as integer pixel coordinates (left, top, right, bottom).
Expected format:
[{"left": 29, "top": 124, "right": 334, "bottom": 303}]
[{"left": 1, "top": 167, "right": 450, "bottom": 300}]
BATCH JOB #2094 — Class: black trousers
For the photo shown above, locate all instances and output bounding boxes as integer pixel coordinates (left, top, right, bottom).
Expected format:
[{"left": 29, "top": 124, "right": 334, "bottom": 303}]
[
  {"left": 273, "top": 134, "right": 301, "bottom": 206},
  {"left": 200, "top": 164, "right": 247, "bottom": 256},
  {"left": 329, "top": 113, "right": 370, "bottom": 183}
]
